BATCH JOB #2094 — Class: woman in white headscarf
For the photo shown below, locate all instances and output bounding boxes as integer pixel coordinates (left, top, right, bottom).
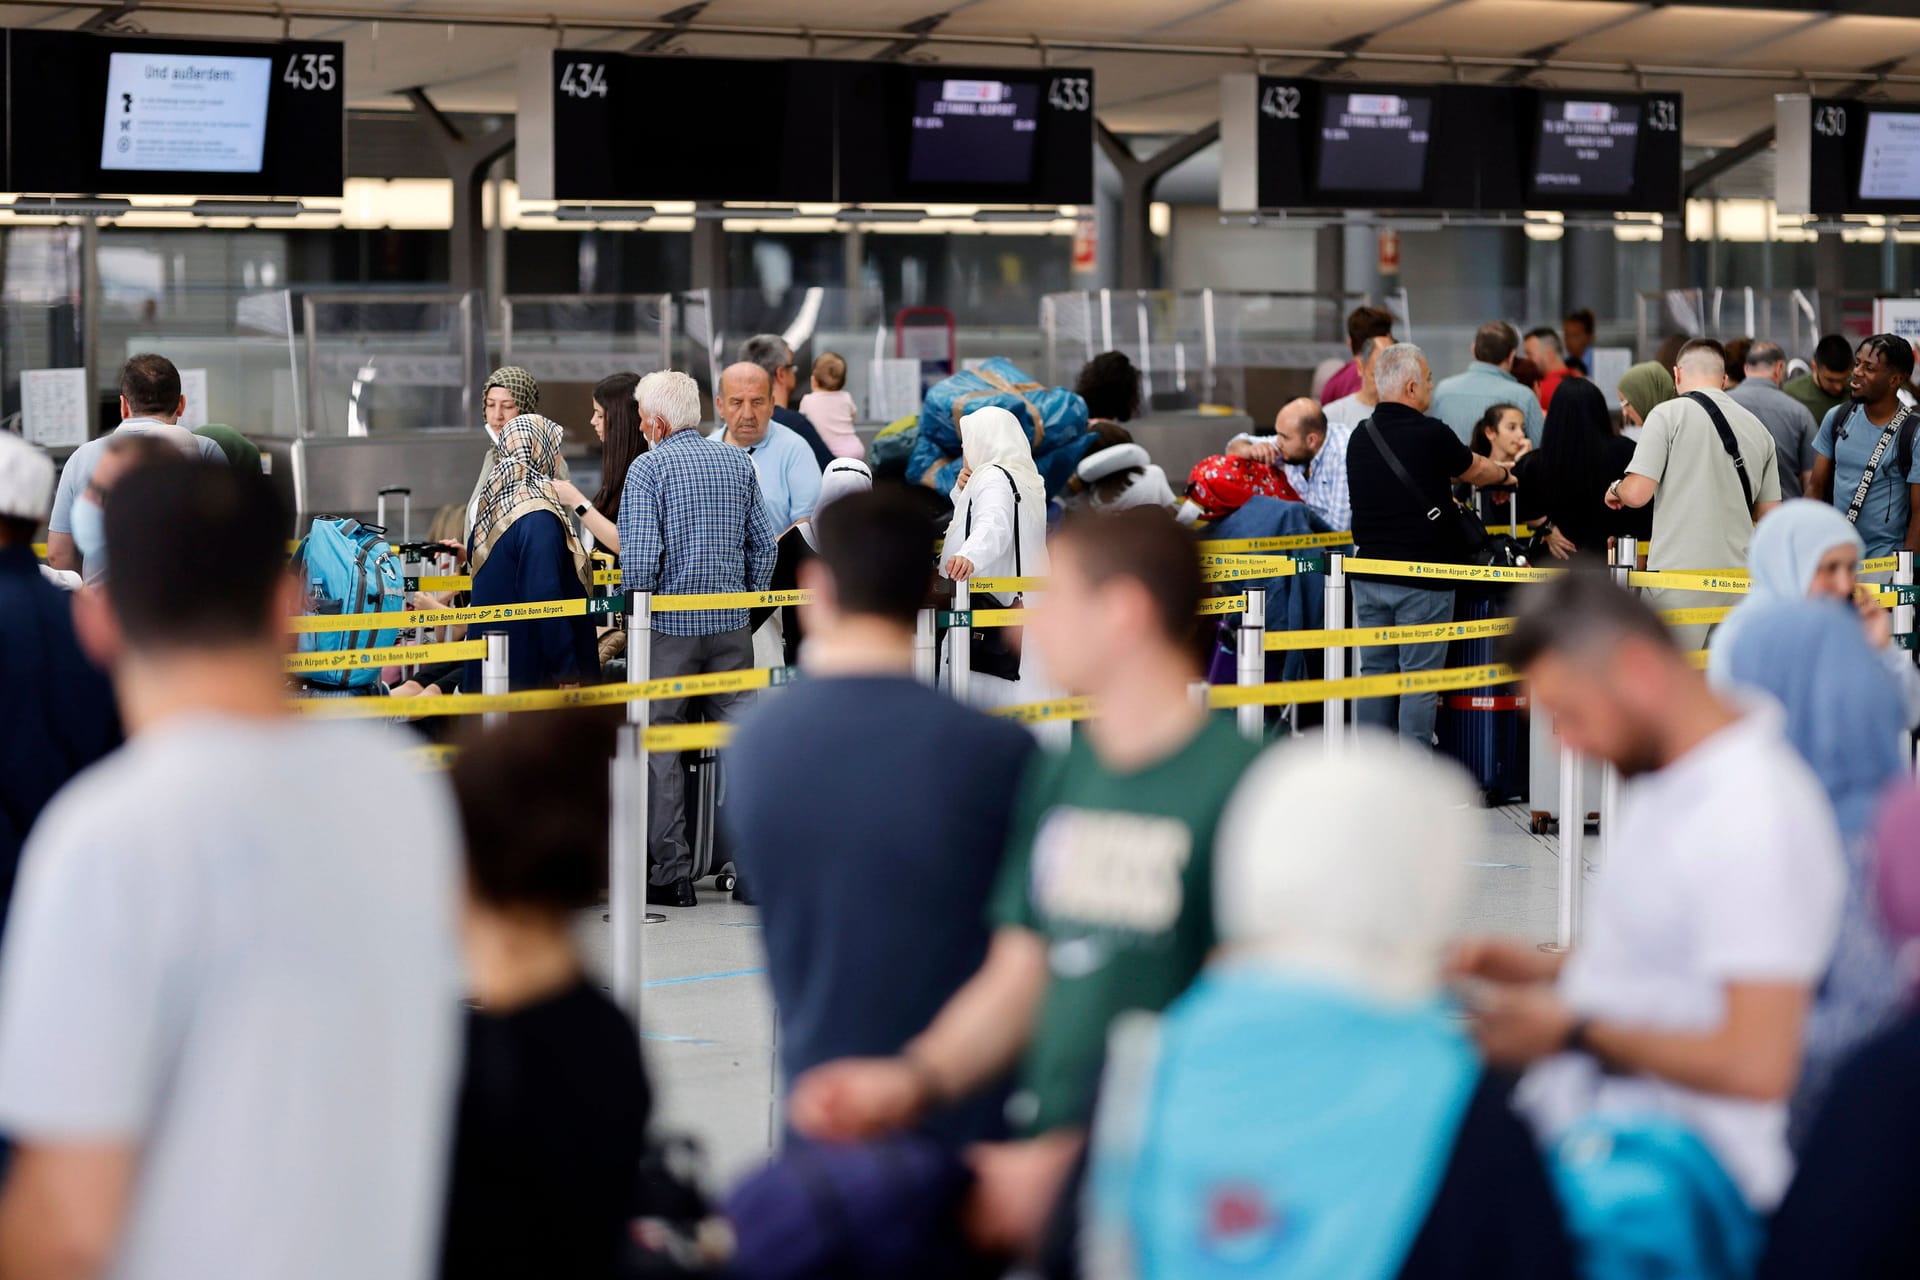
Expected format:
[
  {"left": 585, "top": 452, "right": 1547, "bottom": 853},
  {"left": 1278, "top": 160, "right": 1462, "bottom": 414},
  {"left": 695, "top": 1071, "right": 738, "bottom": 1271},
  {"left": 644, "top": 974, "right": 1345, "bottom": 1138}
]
[
  {"left": 939, "top": 406, "right": 1057, "bottom": 719},
  {"left": 1081, "top": 735, "right": 1575, "bottom": 1279},
  {"left": 1707, "top": 498, "right": 1920, "bottom": 727}
]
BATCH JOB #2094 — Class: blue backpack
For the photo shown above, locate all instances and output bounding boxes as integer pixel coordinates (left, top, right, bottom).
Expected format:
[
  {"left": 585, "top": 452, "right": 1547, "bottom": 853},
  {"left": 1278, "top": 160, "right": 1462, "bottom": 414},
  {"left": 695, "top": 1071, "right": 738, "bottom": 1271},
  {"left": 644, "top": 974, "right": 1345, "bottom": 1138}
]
[{"left": 292, "top": 517, "right": 404, "bottom": 690}]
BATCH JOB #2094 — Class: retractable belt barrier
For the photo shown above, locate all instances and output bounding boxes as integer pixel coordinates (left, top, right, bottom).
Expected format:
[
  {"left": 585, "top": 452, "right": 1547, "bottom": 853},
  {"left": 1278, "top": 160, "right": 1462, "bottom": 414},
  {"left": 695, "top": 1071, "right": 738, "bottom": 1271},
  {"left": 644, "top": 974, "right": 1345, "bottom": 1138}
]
[
  {"left": 287, "top": 588, "right": 813, "bottom": 634},
  {"left": 291, "top": 665, "right": 797, "bottom": 718},
  {"left": 286, "top": 639, "right": 488, "bottom": 673},
  {"left": 406, "top": 568, "right": 623, "bottom": 592}
]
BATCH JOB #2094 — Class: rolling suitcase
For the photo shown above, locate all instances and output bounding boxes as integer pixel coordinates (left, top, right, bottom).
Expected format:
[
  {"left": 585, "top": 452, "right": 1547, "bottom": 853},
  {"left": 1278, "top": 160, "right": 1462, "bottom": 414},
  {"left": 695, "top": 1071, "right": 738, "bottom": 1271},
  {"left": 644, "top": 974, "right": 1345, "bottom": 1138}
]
[
  {"left": 682, "top": 747, "right": 740, "bottom": 893},
  {"left": 1436, "top": 585, "right": 1528, "bottom": 806}
]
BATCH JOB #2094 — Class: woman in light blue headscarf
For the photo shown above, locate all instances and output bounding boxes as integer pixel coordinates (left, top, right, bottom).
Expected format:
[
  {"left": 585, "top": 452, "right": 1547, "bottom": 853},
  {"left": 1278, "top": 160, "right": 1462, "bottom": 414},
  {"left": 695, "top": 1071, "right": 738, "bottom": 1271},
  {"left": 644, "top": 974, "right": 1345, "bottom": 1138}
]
[
  {"left": 1708, "top": 498, "right": 1920, "bottom": 727},
  {"left": 1720, "top": 599, "right": 1908, "bottom": 1145}
]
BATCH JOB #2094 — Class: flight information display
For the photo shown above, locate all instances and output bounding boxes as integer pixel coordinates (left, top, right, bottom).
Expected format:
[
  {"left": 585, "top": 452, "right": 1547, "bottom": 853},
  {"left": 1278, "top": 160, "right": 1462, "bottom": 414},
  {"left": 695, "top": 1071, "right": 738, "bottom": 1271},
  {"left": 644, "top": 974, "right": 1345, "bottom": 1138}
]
[
  {"left": 1859, "top": 110, "right": 1920, "bottom": 202},
  {"left": 1315, "top": 90, "right": 1433, "bottom": 193},
  {"left": 1534, "top": 97, "right": 1641, "bottom": 196},
  {"left": 100, "top": 51, "right": 274, "bottom": 173},
  {"left": 521, "top": 54, "right": 1091, "bottom": 205},
  {"left": 7, "top": 31, "right": 343, "bottom": 196},
  {"left": 908, "top": 78, "right": 1042, "bottom": 185}
]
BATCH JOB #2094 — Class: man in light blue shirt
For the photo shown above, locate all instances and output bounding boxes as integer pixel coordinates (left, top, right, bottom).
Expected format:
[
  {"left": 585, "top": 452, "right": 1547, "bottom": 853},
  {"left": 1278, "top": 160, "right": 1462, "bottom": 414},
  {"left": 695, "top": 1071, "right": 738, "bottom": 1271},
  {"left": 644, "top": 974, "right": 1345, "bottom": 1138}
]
[
  {"left": 708, "top": 362, "right": 821, "bottom": 533},
  {"left": 1810, "top": 334, "right": 1920, "bottom": 561},
  {"left": 1429, "top": 321, "right": 1545, "bottom": 447},
  {"left": 46, "top": 353, "right": 224, "bottom": 575}
]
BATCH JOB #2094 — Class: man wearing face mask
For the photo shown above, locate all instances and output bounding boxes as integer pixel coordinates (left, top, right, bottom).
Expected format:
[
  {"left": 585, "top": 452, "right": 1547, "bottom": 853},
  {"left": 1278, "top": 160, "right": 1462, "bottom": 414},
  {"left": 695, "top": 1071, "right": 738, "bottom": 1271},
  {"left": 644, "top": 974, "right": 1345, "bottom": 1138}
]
[
  {"left": 464, "top": 366, "right": 571, "bottom": 547},
  {"left": 44, "top": 354, "right": 224, "bottom": 577},
  {"left": 706, "top": 362, "right": 821, "bottom": 533},
  {"left": 69, "top": 432, "right": 200, "bottom": 587}
]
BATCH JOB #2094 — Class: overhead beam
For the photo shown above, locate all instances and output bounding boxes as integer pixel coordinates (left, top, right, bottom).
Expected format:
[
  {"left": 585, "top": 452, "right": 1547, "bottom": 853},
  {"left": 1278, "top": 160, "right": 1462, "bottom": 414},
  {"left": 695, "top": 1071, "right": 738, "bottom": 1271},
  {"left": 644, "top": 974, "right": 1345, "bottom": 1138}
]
[
  {"left": 404, "top": 87, "right": 515, "bottom": 296},
  {"left": 77, "top": 0, "right": 140, "bottom": 31},
  {"left": 1098, "top": 120, "right": 1219, "bottom": 290},
  {"left": 628, "top": 2, "right": 707, "bottom": 54},
  {"left": 1684, "top": 125, "right": 1776, "bottom": 195},
  {"left": 869, "top": 10, "right": 949, "bottom": 61},
  {"left": 1302, "top": 0, "right": 1474, "bottom": 78},
  {"left": 1499, "top": 1, "right": 1664, "bottom": 84}
]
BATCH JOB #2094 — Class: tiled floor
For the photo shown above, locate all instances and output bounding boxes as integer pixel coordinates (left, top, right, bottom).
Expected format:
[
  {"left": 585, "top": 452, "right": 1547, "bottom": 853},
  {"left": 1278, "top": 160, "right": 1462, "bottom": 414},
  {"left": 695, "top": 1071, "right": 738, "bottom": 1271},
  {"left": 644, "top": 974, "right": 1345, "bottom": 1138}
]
[{"left": 577, "top": 802, "right": 1585, "bottom": 1187}]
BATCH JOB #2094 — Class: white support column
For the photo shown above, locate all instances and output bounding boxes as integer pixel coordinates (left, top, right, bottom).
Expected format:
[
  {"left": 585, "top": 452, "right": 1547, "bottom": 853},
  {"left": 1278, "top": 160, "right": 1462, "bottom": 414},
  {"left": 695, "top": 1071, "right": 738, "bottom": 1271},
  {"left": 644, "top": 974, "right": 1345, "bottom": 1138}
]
[{"left": 1237, "top": 587, "right": 1267, "bottom": 743}]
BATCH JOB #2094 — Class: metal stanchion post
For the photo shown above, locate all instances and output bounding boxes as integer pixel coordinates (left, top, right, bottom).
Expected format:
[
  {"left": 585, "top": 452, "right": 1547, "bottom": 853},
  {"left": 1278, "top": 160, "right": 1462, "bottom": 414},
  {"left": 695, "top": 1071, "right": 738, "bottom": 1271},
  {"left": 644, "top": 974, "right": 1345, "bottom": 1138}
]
[
  {"left": 951, "top": 580, "right": 973, "bottom": 704},
  {"left": 1237, "top": 587, "right": 1266, "bottom": 743},
  {"left": 1598, "top": 536, "right": 1637, "bottom": 864},
  {"left": 913, "top": 608, "right": 937, "bottom": 688},
  {"left": 610, "top": 724, "right": 648, "bottom": 1019},
  {"left": 1323, "top": 553, "right": 1348, "bottom": 754},
  {"left": 481, "top": 630, "right": 509, "bottom": 729},
  {"left": 627, "top": 591, "right": 653, "bottom": 725},
  {"left": 1555, "top": 743, "right": 1585, "bottom": 951},
  {"left": 1897, "top": 550, "right": 1915, "bottom": 774}
]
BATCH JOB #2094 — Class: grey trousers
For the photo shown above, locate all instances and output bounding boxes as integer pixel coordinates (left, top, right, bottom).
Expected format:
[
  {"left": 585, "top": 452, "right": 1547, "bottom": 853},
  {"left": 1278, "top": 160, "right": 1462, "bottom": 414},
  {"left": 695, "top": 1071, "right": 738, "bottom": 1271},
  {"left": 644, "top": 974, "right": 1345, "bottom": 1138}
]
[{"left": 647, "top": 627, "right": 755, "bottom": 884}]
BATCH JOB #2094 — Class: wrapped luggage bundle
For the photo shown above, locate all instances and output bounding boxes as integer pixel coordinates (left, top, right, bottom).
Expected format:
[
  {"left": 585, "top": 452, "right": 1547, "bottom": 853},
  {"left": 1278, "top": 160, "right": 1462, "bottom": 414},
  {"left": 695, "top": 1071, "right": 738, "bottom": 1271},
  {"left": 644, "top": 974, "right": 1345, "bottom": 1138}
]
[{"left": 905, "top": 357, "right": 1092, "bottom": 498}]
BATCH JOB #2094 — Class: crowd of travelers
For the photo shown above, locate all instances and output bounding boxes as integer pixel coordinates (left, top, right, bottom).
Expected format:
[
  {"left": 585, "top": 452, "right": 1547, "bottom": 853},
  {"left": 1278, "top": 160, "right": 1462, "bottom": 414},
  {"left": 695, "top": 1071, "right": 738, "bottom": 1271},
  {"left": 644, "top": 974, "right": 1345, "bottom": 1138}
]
[{"left": 2, "top": 308, "right": 1920, "bottom": 1280}]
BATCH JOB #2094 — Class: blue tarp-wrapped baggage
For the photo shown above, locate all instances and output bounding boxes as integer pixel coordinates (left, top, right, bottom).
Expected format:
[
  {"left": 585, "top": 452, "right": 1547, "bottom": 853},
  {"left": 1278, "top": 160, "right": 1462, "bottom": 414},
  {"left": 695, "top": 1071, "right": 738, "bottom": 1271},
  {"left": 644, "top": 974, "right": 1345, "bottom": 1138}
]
[{"left": 905, "top": 358, "right": 1092, "bottom": 498}]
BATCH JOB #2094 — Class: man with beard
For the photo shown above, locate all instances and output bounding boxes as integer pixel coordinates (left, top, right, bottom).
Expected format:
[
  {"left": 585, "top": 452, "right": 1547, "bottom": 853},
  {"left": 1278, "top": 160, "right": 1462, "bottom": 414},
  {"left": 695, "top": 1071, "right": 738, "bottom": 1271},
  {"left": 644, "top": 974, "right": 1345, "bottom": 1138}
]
[
  {"left": 1452, "top": 572, "right": 1843, "bottom": 1219},
  {"left": 1227, "top": 397, "right": 1350, "bottom": 533}
]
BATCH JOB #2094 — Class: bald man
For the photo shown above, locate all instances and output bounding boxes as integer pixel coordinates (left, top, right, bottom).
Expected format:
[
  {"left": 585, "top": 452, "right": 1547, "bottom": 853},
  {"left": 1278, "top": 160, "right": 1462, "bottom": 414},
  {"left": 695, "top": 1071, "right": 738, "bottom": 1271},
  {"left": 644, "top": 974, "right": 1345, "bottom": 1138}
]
[
  {"left": 708, "top": 361, "right": 822, "bottom": 532},
  {"left": 1227, "top": 396, "right": 1351, "bottom": 533}
]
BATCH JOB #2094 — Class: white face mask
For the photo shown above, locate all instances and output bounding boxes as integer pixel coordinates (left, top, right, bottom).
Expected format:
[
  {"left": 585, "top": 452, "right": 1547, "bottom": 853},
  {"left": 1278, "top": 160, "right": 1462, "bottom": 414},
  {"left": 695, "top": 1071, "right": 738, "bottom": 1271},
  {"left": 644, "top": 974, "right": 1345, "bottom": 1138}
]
[{"left": 484, "top": 424, "right": 500, "bottom": 448}]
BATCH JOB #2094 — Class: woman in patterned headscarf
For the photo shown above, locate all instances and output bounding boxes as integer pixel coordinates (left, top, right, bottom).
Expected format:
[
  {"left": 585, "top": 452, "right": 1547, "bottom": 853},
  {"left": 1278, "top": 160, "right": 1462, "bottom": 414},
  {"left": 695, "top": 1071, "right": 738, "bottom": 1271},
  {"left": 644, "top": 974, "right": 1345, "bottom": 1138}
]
[
  {"left": 467, "top": 366, "right": 571, "bottom": 543},
  {"left": 462, "top": 414, "right": 598, "bottom": 691}
]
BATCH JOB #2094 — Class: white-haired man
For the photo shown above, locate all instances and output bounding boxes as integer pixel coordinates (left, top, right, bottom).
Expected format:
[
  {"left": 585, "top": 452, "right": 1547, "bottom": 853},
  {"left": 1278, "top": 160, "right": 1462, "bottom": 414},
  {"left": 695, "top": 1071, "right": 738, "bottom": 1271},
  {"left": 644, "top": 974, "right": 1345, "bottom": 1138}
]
[
  {"left": 1605, "top": 337, "right": 1781, "bottom": 649},
  {"left": 617, "top": 370, "right": 777, "bottom": 908},
  {"left": 1345, "top": 343, "right": 1513, "bottom": 744}
]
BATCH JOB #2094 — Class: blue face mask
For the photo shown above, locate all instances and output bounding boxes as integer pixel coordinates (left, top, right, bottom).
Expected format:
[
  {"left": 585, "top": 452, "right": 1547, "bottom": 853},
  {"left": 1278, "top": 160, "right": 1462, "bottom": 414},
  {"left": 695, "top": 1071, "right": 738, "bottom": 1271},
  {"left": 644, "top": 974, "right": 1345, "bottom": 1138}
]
[{"left": 70, "top": 498, "right": 107, "bottom": 580}]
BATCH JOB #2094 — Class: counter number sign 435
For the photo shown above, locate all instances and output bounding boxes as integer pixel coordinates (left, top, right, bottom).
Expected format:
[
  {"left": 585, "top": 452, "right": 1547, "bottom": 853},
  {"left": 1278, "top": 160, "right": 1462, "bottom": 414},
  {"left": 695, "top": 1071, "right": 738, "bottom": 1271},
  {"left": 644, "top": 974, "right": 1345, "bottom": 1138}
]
[{"left": 283, "top": 53, "right": 337, "bottom": 92}]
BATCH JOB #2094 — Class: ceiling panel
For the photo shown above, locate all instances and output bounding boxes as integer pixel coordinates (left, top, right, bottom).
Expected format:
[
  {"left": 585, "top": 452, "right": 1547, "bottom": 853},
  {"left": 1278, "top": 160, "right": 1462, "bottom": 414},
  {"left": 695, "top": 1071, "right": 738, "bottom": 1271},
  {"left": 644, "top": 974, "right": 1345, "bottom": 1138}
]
[
  {"left": 1146, "top": 0, "right": 1456, "bottom": 46},
  {"left": 1715, "top": 16, "right": 1920, "bottom": 71},
  {"left": 1366, "top": 0, "right": 1646, "bottom": 58},
  {"left": 1552, "top": 6, "right": 1813, "bottom": 63}
]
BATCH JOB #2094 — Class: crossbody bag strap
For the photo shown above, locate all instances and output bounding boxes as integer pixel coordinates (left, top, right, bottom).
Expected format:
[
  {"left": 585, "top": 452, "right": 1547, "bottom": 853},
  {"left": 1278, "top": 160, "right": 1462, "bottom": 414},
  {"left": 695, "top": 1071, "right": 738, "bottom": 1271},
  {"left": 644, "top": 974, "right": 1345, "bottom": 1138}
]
[
  {"left": 1842, "top": 405, "right": 1914, "bottom": 527},
  {"left": 1683, "top": 391, "right": 1755, "bottom": 510},
  {"left": 1361, "top": 416, "right": 1443, "bottom": 523},
  {"left": 963, "top": 465, "right": 1023, "bottom": 597}
]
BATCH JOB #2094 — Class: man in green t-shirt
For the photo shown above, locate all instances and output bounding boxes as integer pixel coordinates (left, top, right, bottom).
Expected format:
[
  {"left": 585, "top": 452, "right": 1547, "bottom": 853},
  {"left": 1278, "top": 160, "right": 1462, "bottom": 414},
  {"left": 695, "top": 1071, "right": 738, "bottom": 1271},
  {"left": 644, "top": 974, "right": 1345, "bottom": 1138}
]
[
  {"left": 1782, "top": 334, "right": 1852, "bottom": 431},
  {"left": 788, "top": 507, "right": 1262, "bottom": 1257}
]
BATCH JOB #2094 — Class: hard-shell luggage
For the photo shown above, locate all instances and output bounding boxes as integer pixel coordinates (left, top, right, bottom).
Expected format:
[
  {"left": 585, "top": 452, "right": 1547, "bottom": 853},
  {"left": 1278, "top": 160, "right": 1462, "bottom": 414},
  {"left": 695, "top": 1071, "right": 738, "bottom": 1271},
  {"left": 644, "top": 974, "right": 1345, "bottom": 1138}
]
[
  {"left": 682, "top": 747, "right": 739, "bottom": 893},
  {"left": 1436, "top": 586, "right": 1528, "bottom": 806}
]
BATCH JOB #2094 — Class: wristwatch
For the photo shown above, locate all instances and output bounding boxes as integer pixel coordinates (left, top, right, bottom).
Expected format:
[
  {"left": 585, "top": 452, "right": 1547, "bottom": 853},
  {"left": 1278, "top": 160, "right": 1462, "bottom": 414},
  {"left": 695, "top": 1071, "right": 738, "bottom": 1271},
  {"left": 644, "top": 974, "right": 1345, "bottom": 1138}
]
[{"left": 574, "top": 502, "right": 591, "bottom": 518}]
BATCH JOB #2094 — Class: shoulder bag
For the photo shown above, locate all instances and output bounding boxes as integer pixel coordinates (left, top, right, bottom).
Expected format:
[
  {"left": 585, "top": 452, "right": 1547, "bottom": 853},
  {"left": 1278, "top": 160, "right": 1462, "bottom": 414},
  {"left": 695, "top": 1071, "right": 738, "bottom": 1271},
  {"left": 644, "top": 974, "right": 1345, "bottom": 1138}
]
[
  {"left": 1832, "top": 403, "right": 1915, "bottom": 527},
  {"left": 1361, "top": 417, "right": 1520, "bottom": 567},
  {"left": 1682, "top": 391, "right": 1757, "bottom": 511}
]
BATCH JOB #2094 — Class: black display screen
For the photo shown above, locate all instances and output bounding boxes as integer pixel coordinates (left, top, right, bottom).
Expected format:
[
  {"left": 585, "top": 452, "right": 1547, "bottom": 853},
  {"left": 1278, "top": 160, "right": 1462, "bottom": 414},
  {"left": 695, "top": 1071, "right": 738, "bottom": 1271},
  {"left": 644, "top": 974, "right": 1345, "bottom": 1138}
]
[
  {"left": 1793, "top": 100, "right": 1920, "bottom": 216},
  {"left": 1523, "top": 90, "right": 1680, "bottom": 211},
  {"left": 836, "top": 63, "right": 1093, "bottom": 204},
  {"left": 1315, "top": 90, "right": 1433, "bottom": 193},
  {"left": 907, "top": 77, "right": 1041, "bottom": 185},
  {"left": 1534, "top": 97, "right": 1642, "bottom": 196},
  {"left": 1858, "top": 109, "right": 1920, "bottom": 203},
  {"left": 546, "top": 53, "right": 838, "bottom": 203},
  {"left": 6, "top": 30, "right": 343, "bottom": 196}
]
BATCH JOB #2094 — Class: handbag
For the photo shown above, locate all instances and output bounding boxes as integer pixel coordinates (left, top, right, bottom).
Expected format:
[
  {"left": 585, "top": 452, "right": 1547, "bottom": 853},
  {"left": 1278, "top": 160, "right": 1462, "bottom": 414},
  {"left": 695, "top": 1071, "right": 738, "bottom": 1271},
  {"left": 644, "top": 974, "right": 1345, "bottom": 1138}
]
[
  {"left": 954, "top": 465, "right": 1025, "bottom": 682},
  {"left": 1362, "top": 418, "right": 1519, "bottom": 568}
]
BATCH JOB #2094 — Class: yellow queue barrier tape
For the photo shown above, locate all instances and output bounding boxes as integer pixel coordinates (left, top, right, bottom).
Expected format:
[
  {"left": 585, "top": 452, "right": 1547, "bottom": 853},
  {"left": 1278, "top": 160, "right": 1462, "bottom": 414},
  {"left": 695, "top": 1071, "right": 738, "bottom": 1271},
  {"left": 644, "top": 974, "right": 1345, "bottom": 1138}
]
[
  {"left": 285, "top": 639, "right": 487, "bottom": 674},
  {"left": 1657, "top": 606, "right": 1737, "bottom": 627},
  {"left": 1341, "top": 558, "right": 1564, "bottom": 585},
  {"left": 1266, "top": 617, "right": 1517, "bottom": 652},
  {"left": 1863, "top": 556, "right": 1900, "bottom": 574},
  {"left": 992, "top": 696, "right": 1097, "bottom": 725},
  {"left": 290, "top": 597, "right": 606, "bottom": 633},
  {"left": 970, "top": 576, "right": 1047, "bottom": 593},
  {"left": 1625, "top": 570, "right": 1753, "bottom": 594},
  {"left": 1198, "top": 594, "right": 1250, "bottom": 616},
  {"left": 644, "top": 723, "right": 734, "bottom": 753},
  {"left": 413, "top": 569, "right": 618, "bottom": 593},
  {"left": 1196, "top": 531, "right": 1353, "bottom": 552},
  {"left": 651, "top": 589, "right": 813, "bottom": 612},
  {"left": 290, "top": 666, "right": 787, "bottom": 719},
  {"left": 1209, "top": 663, "right": 1523, "bottom": 709},
  {"left": 1202, "top": 557, "right": 1303, "bottom": 583},
  {"left": 408, "top": 744, "right": 460, "bottom": 772},
  {"left": 966, "top": 608, "right": 1027, "bottom": 629}
]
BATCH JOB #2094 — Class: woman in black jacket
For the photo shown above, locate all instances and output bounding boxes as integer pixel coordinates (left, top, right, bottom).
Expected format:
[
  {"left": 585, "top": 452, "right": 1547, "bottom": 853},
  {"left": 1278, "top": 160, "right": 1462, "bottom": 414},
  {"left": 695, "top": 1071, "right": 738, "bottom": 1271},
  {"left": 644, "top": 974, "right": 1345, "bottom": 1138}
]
[{"left": 1515, "top": 377, "right": 1651, "bottom": 559}]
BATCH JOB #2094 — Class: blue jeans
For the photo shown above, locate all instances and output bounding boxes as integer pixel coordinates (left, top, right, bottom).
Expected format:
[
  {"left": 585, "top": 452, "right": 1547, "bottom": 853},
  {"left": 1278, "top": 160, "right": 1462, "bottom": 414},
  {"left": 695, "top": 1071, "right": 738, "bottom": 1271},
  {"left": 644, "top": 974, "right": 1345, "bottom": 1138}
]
[{"left": 1352, "top": 579, "right": 1455, "bottom": 745}]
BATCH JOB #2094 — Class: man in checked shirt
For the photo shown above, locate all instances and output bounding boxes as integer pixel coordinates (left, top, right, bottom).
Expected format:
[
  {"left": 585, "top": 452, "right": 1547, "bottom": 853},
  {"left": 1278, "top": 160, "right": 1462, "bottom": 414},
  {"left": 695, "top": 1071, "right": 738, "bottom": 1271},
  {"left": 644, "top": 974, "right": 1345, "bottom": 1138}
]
[{"left": 618, "top": 370, "right": 777, "bottom": 908}]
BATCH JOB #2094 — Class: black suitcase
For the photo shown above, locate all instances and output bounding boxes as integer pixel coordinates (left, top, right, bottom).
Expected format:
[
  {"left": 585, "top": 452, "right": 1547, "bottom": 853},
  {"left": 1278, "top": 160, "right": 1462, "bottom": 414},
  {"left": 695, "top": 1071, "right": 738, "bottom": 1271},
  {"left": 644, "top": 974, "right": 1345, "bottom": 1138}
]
[
  {"left": 681, "top": 747, "right": 739, "bottom": 892},
  {"left": 1437, "top": 585, "right": 1529, "bottom": 806}
]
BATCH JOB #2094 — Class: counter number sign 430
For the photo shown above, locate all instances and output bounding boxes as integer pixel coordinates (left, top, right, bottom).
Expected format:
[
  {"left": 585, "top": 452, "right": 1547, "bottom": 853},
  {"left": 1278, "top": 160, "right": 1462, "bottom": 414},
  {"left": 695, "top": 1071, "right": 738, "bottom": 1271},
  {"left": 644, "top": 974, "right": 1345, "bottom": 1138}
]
[{"left": 561, "top": 62, "right": 610, "bottom": 100}]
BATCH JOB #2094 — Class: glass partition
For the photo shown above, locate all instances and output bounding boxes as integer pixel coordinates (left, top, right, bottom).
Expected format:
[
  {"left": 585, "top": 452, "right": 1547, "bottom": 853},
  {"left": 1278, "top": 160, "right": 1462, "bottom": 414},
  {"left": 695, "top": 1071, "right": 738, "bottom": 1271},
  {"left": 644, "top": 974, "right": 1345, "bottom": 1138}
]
[
  {"left": 301, "top": 291, "right": 484, "bottom": 437},
  {"left": 673, "top": 286, "right": 887, "bottom": 420},
  {"left": 1635, "top": 287, "right": 1824, "bottom": 360},
  {"left": 499, "top": 294, "right": 673, "bottom": 387}
]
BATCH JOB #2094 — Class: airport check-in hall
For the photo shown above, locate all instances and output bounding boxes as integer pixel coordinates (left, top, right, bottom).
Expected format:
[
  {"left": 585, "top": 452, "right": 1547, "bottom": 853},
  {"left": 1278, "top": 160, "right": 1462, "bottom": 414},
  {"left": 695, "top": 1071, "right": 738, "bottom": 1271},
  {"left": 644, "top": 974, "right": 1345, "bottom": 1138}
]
[{"left": 2, "top": 1, "right": 1920, "bottom": 1278}]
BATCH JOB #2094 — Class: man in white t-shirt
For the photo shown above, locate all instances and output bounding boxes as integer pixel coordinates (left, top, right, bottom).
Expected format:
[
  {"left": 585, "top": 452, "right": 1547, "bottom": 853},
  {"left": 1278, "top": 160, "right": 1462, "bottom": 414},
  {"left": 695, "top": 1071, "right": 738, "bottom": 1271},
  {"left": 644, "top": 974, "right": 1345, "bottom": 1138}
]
[
  {"left": 1320, "top": 333, "right": 1394, "bottom": 433},
  {"left": 1454, "top": 572, "right": 1843, "bottom": 1213},
  {"left": 0, "top": 461, "right": 464, "bottom": 1280}
]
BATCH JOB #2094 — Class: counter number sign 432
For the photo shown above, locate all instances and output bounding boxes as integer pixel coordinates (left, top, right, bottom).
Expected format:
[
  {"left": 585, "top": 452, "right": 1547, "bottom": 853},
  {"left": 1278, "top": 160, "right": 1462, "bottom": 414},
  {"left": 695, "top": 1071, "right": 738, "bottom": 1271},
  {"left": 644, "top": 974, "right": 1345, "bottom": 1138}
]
[{"left": 561, "top": 61, "right": 610, "bottom": 100}]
